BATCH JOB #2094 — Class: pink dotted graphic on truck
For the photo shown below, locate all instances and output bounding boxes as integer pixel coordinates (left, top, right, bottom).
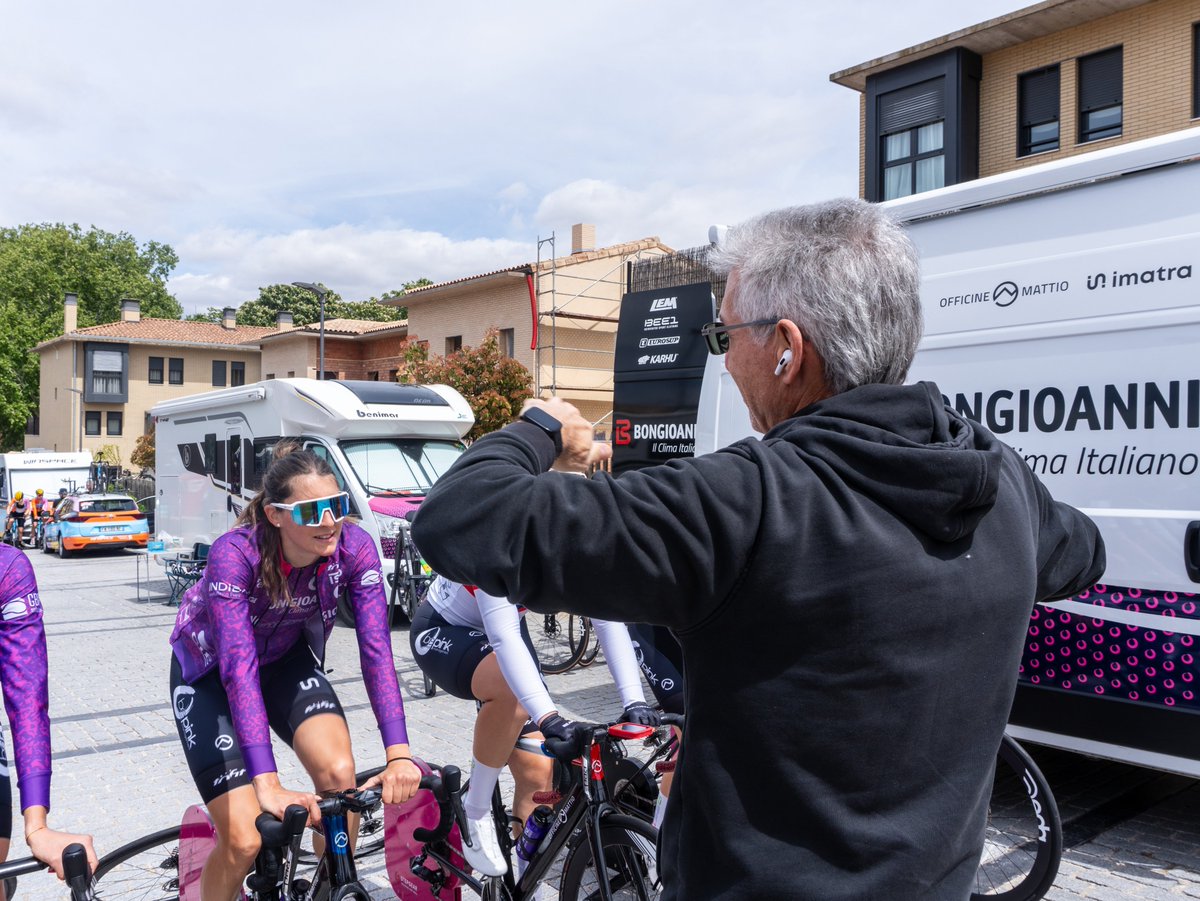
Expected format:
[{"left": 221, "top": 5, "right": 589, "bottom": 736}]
[{"left": 1019, "top": 584, "right": 1199, "bottom": 710}]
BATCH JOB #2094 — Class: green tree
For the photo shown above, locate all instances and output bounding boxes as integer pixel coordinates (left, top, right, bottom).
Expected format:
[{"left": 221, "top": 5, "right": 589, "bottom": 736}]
[
  {"left": 0, "top": 223, "right": 181, "bottom": 448},
  {"left": 401, "top": 329, "right": 532, "bottom": 440},
  {"left": 205, "top": 279, "right": 434, "bottom": 327}
]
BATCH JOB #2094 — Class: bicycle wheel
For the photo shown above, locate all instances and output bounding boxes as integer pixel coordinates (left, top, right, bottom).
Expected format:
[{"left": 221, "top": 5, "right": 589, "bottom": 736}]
[
  {"left": 533, "top": 612, "right": 586, "bottom": 676},
  {"left": 93, "top": 825, "right": 182, "bottom": 901},
  {"left": 560, "top": 814, "right": 662, "bottom": 901},
  {"left": 971, "top": 735, "right": 1062, "bottom": 901}
]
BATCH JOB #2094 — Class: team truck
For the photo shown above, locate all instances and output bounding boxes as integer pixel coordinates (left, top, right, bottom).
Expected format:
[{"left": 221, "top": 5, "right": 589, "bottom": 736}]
[
  {"left": 150, "top": 378, "right": 474, "bottom": 575},
  {"left": 0, "top": 450, "right": 93, "bottom": 501},
  {"left": 692, "top": 126, "right": 1200, "bottom": 778}
]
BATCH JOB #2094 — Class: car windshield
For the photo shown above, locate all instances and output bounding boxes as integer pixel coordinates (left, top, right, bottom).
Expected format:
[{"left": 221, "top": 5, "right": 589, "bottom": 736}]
[
  {"left": 79, "top": 498, "right": 138, "bottom": 513},
  {"left": 339, "top": 439, "right": 464, "bottom": 496}
]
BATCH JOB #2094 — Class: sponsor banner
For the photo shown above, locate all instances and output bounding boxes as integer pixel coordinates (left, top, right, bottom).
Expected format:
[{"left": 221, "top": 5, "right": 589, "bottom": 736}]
[{"left": 612, "top": 283, "right": 713, "bottom": 475}]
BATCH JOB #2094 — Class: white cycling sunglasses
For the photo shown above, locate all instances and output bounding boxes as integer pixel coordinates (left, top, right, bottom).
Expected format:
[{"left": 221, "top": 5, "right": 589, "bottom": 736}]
[{"left": 270, "top": 492, "right": 352, "bottom": 527}]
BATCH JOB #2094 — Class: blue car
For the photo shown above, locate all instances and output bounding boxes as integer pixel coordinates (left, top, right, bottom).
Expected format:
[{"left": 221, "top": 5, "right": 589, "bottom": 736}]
[{"left": 44, "top": 493, "right": 150, "bottom": 558}]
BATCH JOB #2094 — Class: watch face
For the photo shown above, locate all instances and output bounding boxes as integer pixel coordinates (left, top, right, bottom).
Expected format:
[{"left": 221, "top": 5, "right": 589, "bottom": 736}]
[{"left": 522, "top": 407, "right": 563, "bottom": 451}]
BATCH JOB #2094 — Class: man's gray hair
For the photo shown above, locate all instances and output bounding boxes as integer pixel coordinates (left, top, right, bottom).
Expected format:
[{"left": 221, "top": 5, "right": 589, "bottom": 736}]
[{"left": 709, "top": 198, "right": 923, "bottom": 395}]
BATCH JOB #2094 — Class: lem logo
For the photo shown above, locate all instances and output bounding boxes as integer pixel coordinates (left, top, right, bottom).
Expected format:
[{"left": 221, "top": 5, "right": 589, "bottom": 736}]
[{"left": 993, "top": 281, "right": 1019, "bottom": 307}]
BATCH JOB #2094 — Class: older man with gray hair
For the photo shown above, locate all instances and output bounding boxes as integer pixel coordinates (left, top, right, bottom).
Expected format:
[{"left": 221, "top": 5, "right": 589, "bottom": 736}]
[{"left": 414, "top": 198, "right": 1104, "bottom": 900}]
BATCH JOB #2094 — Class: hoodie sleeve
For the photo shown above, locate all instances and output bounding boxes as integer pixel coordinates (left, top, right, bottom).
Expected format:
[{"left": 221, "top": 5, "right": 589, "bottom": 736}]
[
  {"left": 1024, "top": 463, "right": 1106, "bottom": 602},
  {"left": 412, "top": 422, "right": 765, "bottom": 632}
]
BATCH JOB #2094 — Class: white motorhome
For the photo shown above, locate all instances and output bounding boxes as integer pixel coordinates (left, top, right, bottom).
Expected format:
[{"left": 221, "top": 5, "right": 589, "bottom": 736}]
[
  {"left": 151, "top": 379, "right": 474, "bottom": 565},
  {"left": 697, "top": 127, "right": 1200, "bottom": 777},
  {"left": 0, "top": 451, "right": 93, "bottom": 501}
]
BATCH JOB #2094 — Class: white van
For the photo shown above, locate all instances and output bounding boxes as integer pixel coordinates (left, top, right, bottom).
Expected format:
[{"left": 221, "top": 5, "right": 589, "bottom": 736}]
[
  {"left": 151, "top": 379, "right": 474, "bottom": 567},
  {"left": 696, "top": 127, "right": 1200, "bottom": 777},
  {"left": 0, "top": 451, "right": 93, "bottom": 502}
]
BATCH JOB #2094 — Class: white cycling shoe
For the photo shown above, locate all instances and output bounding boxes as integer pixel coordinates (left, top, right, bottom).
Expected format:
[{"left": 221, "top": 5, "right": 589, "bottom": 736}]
[{"left": 462, "top": 810, "right": 508, "bottom": 877}]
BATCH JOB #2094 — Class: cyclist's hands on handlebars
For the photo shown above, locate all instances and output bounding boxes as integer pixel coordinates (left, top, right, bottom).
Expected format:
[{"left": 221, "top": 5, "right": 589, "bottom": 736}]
[
  {"left": 25, "top": 824, "right": 98, "bottom": 879},
  {"left": 538, "top": 712, "right": 586, "bottom": 759},
  {"left": 620, "top": 701, "right": 662, "bottom": 727},
  {"left": 253, "top": 773, "right": 321, "bottom": 825},
  {"left": 359, "top": 754, "right": 422, "bottom": 805}
]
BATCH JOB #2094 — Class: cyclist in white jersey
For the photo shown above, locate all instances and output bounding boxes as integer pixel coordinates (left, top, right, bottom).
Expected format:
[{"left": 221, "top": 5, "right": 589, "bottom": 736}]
[{"left": 410, "top": 575, "right": 658, "bottom": 876}]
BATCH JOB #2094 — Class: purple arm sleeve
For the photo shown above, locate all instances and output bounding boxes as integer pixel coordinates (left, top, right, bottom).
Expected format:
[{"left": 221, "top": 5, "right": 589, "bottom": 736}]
[
  {"left": 0, "top": 549, "right": 52, "bottom": 810},
  {"left": 206, "top": 540, "right": 277, "bottom": 778},
  {"left": 347, "top": 536, "right": 409, "bottom": 748}
]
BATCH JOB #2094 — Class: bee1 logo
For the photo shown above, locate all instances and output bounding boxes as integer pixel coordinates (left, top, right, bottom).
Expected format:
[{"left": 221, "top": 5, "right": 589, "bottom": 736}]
[
  {"left": 215, "top": 734, "right": 235, "bottom": 751},
  {"left": 642, "top": 316, "right": 679, "bottom": 331},
  {"left": 649, "top": 297, "right": 677, "bottom": 312}
]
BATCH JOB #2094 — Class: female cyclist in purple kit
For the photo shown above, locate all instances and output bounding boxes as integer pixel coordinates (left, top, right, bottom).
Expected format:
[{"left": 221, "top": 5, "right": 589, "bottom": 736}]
[
  {"left": 0, "top": 544, "right": 96, "bottom": 896},
  {"left": 168, "top": 443, "right": 422, "bottom": 901}
]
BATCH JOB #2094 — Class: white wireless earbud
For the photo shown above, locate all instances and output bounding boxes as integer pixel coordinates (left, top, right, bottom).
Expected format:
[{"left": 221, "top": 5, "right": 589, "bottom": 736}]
[{"left": 774, "top": 348, "right": 794, "bottom": 376}]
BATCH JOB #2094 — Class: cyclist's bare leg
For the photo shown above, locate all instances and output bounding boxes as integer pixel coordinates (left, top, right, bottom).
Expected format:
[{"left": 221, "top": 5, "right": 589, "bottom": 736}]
[
  {"left": 507, "top": 733, "right": 552, "bottom": 827},
  {"left": 291, "top": 712, "right": 359, "bottom": 857},
  {"left": 470, "top": 655, "right": 550, "bottom": 823},
  {"left": 202, "top": 784, "right": 262, "bottom": 901}
]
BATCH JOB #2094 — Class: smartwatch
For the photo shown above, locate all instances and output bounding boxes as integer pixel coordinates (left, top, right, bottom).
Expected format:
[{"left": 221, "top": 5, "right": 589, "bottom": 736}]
[{"left": 519, "top": 407, "right": 564, "bottom": 455}]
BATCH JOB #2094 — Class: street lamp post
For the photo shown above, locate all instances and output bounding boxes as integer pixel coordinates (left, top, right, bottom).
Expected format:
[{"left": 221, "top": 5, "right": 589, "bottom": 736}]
[{"left": 292, "top": 281, "right": 330, "bottom": 379}]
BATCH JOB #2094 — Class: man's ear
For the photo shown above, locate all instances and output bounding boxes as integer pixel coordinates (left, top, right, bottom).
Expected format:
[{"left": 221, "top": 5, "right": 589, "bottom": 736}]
[{"left": 774, "top": 320, "right": 805, "bottom": 383}]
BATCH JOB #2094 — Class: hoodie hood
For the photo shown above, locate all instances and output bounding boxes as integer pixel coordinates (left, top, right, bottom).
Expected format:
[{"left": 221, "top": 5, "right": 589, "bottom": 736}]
[{"left": 763, "top": 381, "right": 1002, "bottom": 543}]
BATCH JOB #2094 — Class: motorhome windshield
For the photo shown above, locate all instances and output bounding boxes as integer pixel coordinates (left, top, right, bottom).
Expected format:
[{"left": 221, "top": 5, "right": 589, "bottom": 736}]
[{"left": 339, "top": 438, "right": 464, "bottom": 496}]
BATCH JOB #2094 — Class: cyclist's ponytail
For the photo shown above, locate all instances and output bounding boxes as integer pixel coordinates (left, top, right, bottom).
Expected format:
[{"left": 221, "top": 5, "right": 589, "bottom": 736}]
[{"left": 238, "top": 440, "right": 336, "bottom": 605}]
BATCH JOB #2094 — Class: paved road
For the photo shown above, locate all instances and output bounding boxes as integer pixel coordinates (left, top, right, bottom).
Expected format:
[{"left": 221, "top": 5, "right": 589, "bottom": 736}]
[{"left": 4, "top": 549, "right": 1199, "bottom": 899}]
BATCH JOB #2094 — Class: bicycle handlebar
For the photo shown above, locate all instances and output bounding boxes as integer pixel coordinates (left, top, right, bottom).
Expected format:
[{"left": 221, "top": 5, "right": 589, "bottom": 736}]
[
  {"left": 0, "top": 845, "right": 95, "bottom": 901},
  {"left": 411, "top": 765, "right": 461, "bottom": 844}
]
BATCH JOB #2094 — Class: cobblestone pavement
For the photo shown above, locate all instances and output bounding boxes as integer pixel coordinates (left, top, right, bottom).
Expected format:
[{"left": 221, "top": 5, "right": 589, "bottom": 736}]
[{"left": 5, "top": 549, "right": 1199, "bottom": 899}]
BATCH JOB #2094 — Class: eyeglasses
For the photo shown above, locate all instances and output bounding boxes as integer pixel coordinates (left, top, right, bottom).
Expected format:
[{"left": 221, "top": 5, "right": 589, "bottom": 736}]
[
  {"left": 699, "top": 318, "right": 778, "bottom": 355},
  {"left": 270, "top": 492, "right": 352, "bottom": 527}
]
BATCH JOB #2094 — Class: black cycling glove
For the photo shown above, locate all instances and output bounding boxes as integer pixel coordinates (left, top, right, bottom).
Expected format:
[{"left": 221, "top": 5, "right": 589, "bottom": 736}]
[
  {"left": 538, "top": 713, "right": 583, "bottom": 760},
  {"left": 620, "top": 702, "right": 662, "bottom": 727}
]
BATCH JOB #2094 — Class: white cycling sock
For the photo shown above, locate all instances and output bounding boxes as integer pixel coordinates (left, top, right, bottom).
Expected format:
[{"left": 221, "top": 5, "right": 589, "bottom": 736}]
[
  {"left": 652, "top": 791, "right": 668, "bottom": 830},
  {"left": 464, "top": 759, "right": 503, "bottom": 822}
]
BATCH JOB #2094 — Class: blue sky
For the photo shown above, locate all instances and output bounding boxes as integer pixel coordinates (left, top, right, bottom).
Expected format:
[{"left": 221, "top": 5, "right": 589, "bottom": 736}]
[{"left": 1, "top": 1, "right": 1021, "bottom": 315}]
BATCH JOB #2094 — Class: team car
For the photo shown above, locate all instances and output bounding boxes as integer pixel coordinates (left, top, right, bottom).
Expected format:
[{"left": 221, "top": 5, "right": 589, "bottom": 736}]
[{"left": 44, "top": 493, "right": 150, "bottom": 558}]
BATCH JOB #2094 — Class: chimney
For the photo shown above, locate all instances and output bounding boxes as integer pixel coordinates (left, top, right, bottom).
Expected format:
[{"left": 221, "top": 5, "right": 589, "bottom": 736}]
[
  {"left": 63, "top": 293, "right": 78, "bottom": 333},
  {"left": 223, "top": 307, "right": 237, "bottom": 330},
  {"left": 571, "top": 223, "right": 595, "bottom": 254},
  {"left": 120, "top": 298, "right": 141, "bottom": 323},
  {"left": 276, "top": 310, "right": 294, "bottom": 331}
]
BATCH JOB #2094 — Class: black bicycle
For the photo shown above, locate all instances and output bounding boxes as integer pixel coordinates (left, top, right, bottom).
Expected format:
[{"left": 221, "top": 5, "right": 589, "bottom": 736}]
[
  {"left": 0, "top": 843, "right": 95, "bottom": 901},
  {"left": 408, "top": 720, "right": 662, "bottom": 900}
]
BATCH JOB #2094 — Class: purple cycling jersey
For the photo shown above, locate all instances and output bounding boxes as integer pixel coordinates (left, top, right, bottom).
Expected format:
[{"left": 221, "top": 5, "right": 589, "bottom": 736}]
[
  {"left": 0, "top": 544, "right": 51, "bottom": 811},
  {"left": 169, "top": 521, "right": 408, "bottom": 778}
]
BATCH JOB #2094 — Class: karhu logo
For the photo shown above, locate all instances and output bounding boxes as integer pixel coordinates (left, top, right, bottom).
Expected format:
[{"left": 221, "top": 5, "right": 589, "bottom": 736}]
[{"left": 649, "top": 297, "right": 677, "bottom": 312}]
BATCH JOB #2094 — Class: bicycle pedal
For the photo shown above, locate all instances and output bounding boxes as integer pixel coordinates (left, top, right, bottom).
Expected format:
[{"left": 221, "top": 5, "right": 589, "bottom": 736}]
[{"left": 531, "top": 790, "right": 562, "bottom": 805}]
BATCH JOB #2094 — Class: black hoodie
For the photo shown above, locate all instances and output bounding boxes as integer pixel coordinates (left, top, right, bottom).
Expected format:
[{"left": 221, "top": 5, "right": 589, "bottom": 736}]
[{"left": 414, "top": 381, "right": 1104, "bottom": 900}]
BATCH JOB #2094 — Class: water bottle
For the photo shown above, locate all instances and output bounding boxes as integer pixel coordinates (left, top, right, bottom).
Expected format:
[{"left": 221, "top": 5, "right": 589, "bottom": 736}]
[{"left": 515, "top": 805, "right": 555, "bottom": 863}]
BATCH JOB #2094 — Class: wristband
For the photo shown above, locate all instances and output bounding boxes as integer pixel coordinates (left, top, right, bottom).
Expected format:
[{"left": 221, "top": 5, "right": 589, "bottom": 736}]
[
  {"left": 25, "top": 824, "right": 48, "bottom": 841},
  {"left": 386, "top": 756, "right": 413, "bottom": 766}
]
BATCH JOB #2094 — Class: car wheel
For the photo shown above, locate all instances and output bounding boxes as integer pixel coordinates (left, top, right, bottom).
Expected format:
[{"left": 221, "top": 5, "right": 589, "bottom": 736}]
[{"left": 58, "top": 539, "right": 72, "bottom": 559}]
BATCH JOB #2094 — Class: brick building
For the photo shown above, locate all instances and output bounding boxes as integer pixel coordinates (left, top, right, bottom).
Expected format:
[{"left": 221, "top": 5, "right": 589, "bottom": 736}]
[
  {"left": 831, "top": 0, "right": 1200, "bottom": 200},
  {"left": 258, "top": 317, "right": 410, "bottom": 381},
  {"left": 391, "top": 225, "right": 672, "bottom": 432}
]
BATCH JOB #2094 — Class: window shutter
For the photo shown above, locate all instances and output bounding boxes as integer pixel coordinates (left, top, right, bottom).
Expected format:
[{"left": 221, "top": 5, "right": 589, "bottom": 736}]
[
  {"left": 93, "top": 350, "right": 123, "bottom": 372},
  {"left": 1020, "top": 66, "right": 1059, "bottom": 125},
  {"left": 1078, "top": 47, "right": 1122, "bottom": 112},
  {"left": 880, "top": 79, "right": 945, "bottom": 134}
]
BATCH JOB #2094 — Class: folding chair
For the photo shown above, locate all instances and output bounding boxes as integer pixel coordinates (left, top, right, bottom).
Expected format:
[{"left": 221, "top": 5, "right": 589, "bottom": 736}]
[{"left": 164, "top": 542, "right": 211, "bottom": 605}]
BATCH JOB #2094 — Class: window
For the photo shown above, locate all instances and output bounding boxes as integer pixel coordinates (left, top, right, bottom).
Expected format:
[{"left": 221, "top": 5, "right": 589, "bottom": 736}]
[
  {"left": 883, "top": 121, "right": 945, "bottom": 200},
  {"left": 91, "top": 349, "right": 123, "bottom": 395},
  {"left": 231, "top": 361, "right": 246, "bottom": 387},
  {"left": 149, "top": 356, "right": 164, "bottom": 384},
  {"left": 85, "top": 411, "right": 101, "bottom": 435},
  {"left": 1078, "top": 47, "right": 1122, "bottom": 143},
  {"left": 1194, "top": 24, "right": 1200, "bottom": 119},
  {"left": 212, "top": 360, "right": 227, "bottom": 387},
  {"left": 1019, "top": 65, "right": 1060, "bottom": 156},
  {"left": 499, "top": 328, "right": 515, "bottom": 358},
  {"left": 445, "top": 336, "right": 462, "bottom": 354},
  {"left": 106, "top": 412, "right": 123, "bottom": 436},
  {"left": 287, "top": 371, "right": 295, "bottom": 378},
  {"left": 368, "top": 371, "right": 380, "bottom": 381},
  {"left": 169, "top": 357, "right": 184, "bottom": 385},
  {"left": 265, "top": 372, "right": 275, "bottom": 380}
]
